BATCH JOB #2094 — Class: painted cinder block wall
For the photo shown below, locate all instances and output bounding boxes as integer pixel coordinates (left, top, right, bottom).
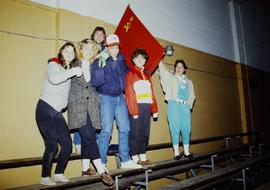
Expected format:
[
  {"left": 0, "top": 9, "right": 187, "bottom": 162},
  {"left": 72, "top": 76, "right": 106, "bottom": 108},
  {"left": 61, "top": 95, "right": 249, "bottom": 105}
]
[{"left": 1, "top": 0, "right": 268, "bottom": 189}]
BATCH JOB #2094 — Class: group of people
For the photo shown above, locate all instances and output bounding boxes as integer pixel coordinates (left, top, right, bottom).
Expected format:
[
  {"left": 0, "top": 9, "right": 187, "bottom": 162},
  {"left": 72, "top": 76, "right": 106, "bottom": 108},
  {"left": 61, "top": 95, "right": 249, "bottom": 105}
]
[{"left": 35, "top": 26, "right": 196, "bottom": 186}]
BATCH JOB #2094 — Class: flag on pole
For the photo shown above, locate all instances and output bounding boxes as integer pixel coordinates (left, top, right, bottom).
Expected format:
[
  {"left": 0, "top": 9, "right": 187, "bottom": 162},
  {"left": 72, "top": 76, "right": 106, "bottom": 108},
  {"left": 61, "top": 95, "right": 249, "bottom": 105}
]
[{"left": 115, "top": 5, "right": 164, "bottom": 73}]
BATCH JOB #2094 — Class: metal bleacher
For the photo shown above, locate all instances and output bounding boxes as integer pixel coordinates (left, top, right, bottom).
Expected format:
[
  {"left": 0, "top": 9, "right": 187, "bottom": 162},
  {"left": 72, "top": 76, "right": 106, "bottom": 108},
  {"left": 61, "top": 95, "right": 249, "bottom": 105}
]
[{"left": 2, "top": 131, "right": 268, "bottom": 190}]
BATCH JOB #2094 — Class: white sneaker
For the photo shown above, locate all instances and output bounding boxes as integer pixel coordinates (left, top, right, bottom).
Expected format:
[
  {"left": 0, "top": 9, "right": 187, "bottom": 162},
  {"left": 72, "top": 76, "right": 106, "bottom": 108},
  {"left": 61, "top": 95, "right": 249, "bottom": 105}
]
[
  {"left": 121, "top": 160, "right": 143, "bottom": 169},
  {"left": 54, "top": 173, "right": 69, "bottom": 182},
  {"left": 40, "top": 177, "right": 56, "bottom": 185}
]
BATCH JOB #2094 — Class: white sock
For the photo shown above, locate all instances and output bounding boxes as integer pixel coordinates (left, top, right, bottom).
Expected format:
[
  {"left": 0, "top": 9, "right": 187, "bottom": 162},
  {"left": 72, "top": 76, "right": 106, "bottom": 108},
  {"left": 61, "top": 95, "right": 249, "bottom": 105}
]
[
  {"left": 173, "top": 144, "right": 180, "bottom": 157},
  {"left": 82, "top": 159, "right": 90, "bottom": 172},
  {"left": 184, "top": 144, "right": 190, "bottom": 155},
  {"left": 139, "top": 154, "right": 147, "bottom": 161},
  {"left": 102, "top": 163, "right": 109, "bottom": 173},
  {"left": 93, "top": 159, "right": 105, "bottom": 174},
  {"left": 132, "top": 155, "right": 139, "bottom": 163},
  {"left": 75, "top": 144, "right": 81, "bottom": 154}
]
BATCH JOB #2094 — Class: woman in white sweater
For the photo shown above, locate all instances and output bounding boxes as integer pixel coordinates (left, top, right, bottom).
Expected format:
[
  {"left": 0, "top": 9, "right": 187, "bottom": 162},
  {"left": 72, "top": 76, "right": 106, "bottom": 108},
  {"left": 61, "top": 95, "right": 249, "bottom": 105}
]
[{"left": 36, "top": 42, "right": 82, "bottom": 185}]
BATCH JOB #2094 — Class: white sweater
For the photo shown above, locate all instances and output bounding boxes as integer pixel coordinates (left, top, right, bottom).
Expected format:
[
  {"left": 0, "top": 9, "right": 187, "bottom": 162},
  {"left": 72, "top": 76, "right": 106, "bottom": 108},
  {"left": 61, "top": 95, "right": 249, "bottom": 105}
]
[{"left": 40, "top": 62, "right": 77, "bottom": 112}]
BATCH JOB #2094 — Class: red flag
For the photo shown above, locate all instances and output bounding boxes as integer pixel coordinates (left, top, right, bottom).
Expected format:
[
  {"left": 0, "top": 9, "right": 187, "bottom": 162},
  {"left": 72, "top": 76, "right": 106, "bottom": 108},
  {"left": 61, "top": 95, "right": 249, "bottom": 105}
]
[{"left": 115, "top": 5, "right": 164, "bottom": 73}]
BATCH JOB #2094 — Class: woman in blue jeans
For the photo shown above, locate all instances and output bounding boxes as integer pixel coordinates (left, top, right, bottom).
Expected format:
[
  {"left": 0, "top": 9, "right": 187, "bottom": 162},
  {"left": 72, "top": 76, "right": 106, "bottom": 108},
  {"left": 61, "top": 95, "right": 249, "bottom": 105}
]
[{"left": 36, "top": 42, "right": 82, "bottom": 185}]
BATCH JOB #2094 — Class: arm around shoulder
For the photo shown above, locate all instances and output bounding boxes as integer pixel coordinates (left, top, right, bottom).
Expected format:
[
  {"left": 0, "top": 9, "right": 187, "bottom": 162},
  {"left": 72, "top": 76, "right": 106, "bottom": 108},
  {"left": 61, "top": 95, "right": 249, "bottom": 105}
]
[{"left": 47, "top": 62, "right": 82, "bottom": 85}]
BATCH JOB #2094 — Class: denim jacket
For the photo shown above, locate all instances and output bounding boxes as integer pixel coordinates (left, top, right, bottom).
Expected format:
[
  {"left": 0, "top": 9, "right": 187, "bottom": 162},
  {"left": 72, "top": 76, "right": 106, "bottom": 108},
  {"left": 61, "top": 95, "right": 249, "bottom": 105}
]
[{"left": 91, "top": 53, "right": 128, "bottom": 96}]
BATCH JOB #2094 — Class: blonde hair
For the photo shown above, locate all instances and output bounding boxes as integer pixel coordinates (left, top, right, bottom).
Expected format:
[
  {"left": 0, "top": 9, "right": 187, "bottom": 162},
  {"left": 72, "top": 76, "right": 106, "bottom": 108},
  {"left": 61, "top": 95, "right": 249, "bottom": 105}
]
[{"left": 77, "top": 39, "right": 99, "bottom": 63}]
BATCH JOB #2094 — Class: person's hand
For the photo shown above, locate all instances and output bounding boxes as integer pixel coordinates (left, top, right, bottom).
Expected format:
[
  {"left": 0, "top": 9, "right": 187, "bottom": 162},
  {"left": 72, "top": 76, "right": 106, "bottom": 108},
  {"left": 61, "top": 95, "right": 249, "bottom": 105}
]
[
  {"left": 133, "top": 115, "right": 139, "bottom": 119},
  {"left": 153, "top": 112, "right": 158, "bottom": 118},
  {"left": 72, "top": 67, "right": 83, "bottom": 77},
  {"left": 82, "top": 46, "right": 91, "bottom": 61},
  {"left": 98, "top": 49, "right": 110, "bottom": 68}
]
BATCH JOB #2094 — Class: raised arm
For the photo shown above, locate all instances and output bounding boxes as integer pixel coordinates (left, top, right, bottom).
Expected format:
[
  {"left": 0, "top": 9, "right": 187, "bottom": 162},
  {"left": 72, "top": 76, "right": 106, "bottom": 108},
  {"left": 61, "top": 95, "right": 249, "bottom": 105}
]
[{"left": 158, "top": 61, "right": 173, "bottom": 92}]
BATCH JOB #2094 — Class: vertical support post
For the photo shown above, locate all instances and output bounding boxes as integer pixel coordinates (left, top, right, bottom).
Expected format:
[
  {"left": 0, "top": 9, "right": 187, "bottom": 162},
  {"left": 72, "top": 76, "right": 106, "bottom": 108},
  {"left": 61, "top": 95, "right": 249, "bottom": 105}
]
[
  {"left": 133, "top": 169, "right": 152, "bottom": 189},
  {"left": 145, "top": 169, "right": 151, "bottom": 190},
  {"left": 259, "top": 143, "right": 264, "bottom": 155},
  {"left": 242, "top": 168, "right": 246, "bottom": 190},
  {"left": 224, "top": 137, "right": 231, "bottom": 148},
  {"left": 115, "top": 175, "right": 119, "bottom": 190},
  {"left": 211, "top": 155, "right": 217, "bottom": 172}
]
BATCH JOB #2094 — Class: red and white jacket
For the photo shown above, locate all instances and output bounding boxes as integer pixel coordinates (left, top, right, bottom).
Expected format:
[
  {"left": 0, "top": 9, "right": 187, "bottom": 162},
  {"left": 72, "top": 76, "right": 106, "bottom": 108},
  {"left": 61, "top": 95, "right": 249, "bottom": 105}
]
[{"left": 125, "top": 66, "right": 158, "bottom": 116}]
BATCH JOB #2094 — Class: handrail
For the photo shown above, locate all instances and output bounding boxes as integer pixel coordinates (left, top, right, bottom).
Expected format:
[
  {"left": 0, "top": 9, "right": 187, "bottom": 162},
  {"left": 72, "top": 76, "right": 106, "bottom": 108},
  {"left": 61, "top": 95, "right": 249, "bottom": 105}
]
[
  {"left": 141, "top": 131, "right": 261, "bottom": 151},
  {"left": 0, "top": 131, "right": 262, "bottom": 170}
]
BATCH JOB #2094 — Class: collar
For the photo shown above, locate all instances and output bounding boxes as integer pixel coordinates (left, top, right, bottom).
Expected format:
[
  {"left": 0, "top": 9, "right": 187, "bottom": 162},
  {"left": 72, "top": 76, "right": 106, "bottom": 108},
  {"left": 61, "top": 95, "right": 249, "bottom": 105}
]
[
  {"left": 131, "top": 65, "right": 144, "bottom": 73},
  {"left": 48, "top": 57, "right": 61, "bottom": 64},
  {"left": 177, "top": 74, "right": 186, "bottom": 80}
]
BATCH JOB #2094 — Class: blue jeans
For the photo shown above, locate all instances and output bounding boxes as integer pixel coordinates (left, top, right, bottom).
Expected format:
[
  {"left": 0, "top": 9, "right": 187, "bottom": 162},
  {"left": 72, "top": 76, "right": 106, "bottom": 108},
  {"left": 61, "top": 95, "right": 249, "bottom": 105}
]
[
  {"left": 73, "top": 131, "right": 81, "bottom": 145},
  {"left": 98, "top": 94, "right": 131, "bottom": 164},
  {"left": 36, "top": 100, "right": 72, "bottom": 177}
]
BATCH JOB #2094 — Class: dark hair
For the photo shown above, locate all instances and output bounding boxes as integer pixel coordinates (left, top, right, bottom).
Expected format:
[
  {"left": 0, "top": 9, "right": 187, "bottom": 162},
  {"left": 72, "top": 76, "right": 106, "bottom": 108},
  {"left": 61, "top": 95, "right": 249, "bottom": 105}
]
[
  {"left": 174, "top": 59, "right": 187, "bottom": 74},
  {"left": 91, "top": 26, "right": 106, "bottom": 42},
  {"left": 57, "top": 42, "right": 78, "bottom": 69},
  {"left": 131, "top": 48, "right": 149, "bottom": 64}
]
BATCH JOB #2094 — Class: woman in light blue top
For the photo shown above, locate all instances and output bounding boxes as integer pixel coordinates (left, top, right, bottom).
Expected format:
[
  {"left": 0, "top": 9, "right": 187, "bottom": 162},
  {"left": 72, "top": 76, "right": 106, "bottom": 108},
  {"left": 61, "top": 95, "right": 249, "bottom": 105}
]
[{"left": 159, "top": 59, "right": 195, "bottom": 160}]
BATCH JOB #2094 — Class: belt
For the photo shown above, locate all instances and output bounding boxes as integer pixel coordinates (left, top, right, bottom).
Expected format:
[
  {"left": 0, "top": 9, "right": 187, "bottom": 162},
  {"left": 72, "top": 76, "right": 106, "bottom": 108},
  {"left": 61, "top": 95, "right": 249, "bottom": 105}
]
[{"left": 176, "top": 98, "right": 188, "bottom": 104}]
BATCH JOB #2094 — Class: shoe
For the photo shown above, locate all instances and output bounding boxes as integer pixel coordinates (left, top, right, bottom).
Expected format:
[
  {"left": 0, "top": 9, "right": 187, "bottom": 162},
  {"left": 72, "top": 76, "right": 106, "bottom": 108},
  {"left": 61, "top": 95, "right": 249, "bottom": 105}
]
[
  {"left": 82, "top": 168, "right": 97, "bottom": 176},
  {"left": 182, "top": 153, "right": 194, "bottom": 160},
  {"left": 121, "top": 160, "right": 143, "bottom": 169},
  {"left": 54, "top": 173, "right": 69, "bottom": 182},
  {"left": 138, "top": 160, "right": 153, "bottom": 166},
  {"left": 174, "top": 155, "right": 181, "bottom": 160},
  {"left": 40, "top": 177, "right": 56, "bottom": 186},
  {"left": 100, "top": 172, "right": 114, "bottom": 186}
]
